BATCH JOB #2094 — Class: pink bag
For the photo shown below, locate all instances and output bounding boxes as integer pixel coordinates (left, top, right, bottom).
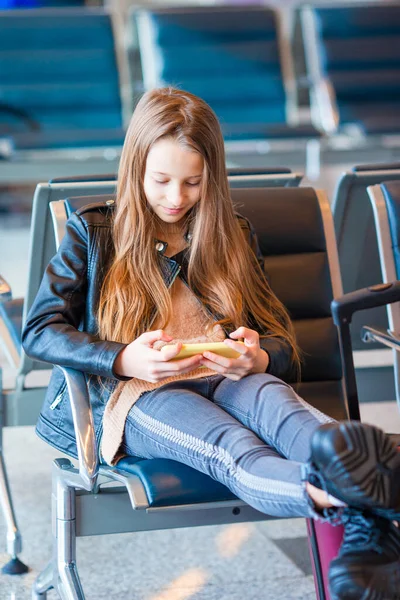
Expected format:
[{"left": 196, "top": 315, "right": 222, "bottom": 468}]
[{"left": 307, "top": 519, "right": 344, "bottom": 600}]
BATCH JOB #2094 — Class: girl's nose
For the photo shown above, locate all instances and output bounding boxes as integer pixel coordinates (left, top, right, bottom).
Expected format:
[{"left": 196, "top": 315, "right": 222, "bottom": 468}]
[{"left": 167, "top": 185, "right": 185, "bottom": 207}]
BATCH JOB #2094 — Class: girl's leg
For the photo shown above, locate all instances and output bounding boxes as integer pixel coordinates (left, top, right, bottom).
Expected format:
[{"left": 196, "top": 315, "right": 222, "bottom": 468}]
[
  {"left": 210, "top": 375, "right": 400, "bottom": 599},
  {"left": 212, "top": 373, "right": 334, "bottom": 464},
  {"left": 121, "top": 377, "right": 320, "bottom": 519},
  {"left": 213, "top": 374, "right": 400, "bottom": 518}
]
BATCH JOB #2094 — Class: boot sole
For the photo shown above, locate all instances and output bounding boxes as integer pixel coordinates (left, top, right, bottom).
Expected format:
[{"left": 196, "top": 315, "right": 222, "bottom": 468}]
[
  {"left": 311, "top": 422, "right": 400, "bottom": 513},
  {"left": 329, "top": 559, "right": 400, "bottom": 600}
]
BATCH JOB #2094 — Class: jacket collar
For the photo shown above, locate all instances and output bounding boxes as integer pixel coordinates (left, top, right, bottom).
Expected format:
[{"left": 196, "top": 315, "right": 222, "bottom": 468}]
[{"left": 154, "top": 229, "right": 192, "bottom": 256}]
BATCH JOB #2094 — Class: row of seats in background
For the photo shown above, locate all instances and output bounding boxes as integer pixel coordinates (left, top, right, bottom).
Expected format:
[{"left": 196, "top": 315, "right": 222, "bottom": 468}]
[
  {"left": 1, "top": 1, "right": 400, "bottom": 182},
  {"left": 3, "top": 167, "right": 400, "bottom": 599}
]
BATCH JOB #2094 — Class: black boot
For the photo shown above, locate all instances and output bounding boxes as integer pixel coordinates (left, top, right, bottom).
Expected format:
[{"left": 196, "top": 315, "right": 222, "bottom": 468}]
[
  {"left": 329, "top": 508, "right": 400, "bottom": 600},
  {"left": 308, "top": 421, "right": 400, "bottom": 519}
]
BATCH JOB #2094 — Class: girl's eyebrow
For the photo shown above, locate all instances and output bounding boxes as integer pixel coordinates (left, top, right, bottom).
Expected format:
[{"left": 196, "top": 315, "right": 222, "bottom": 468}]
[{"left": 151, "top": 170, "right": 202, "bottom": 178}]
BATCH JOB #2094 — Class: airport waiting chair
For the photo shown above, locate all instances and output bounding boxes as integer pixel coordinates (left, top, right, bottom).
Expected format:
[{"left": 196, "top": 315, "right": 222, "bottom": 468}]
[
  {"left": 301, "top": 3, "right": 400, "bottom": 137},
  {"left": 30, "top": 185, "right": 350, "bottom": 600},
  {"left": 132, "top": 5, "right": 321, "bottom": 168},
  {"left": 0, "top": 168, "right": 302, "bottom": 574},
  {"left": 367, "top": 179, "right": 400, "bottom": 409},
  {"left": 332, "top": 162, "right": 400, "bottom": 359},
  {"left": 0, "top": 8, "right": 126, "bottom": 153}
]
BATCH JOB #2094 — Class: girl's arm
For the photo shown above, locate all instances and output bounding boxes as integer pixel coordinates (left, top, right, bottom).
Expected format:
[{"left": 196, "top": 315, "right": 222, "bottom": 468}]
[
  {"left": 22, "top": 212, "right": 128, "bottom": 379},
  {"left": 241, "top": 216, "right": 295, "bottom": 381},
  {"left": 260, "top": 337, "right": 294, "bottom": 381}
]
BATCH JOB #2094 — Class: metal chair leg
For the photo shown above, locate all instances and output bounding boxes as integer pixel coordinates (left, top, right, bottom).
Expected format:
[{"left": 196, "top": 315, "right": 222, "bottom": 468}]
[
  {"left": 33, "top": 460, "right": 86, "bottom": 600},
  {"left": 56, "top": 519, "right": 85, "bottom": 600},
  {"left": 0, "top": 384, "right": 28, "bottom": 574},
  {"left": 54, "top": 461, "right": 85, "bottom": 600},
  {"left": 58, "top": 563, "right": 85, "bottom": 600},
  {"left": 32, "top": 561, "right": 54, "bottom": 599}
]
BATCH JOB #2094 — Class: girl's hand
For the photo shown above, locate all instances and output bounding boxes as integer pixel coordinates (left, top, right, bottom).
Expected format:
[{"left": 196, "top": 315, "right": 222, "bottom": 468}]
[
  {"left": 200, "top": 327, "right": 269, "bottom": 381},
  {"left": 113, "top": 330, "right": 202, "bottom": 382}
]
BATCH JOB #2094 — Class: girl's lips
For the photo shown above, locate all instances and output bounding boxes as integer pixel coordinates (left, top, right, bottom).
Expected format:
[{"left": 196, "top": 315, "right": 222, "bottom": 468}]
[{"left": 162, "top": 206, "right": 185, "bottom": 214}]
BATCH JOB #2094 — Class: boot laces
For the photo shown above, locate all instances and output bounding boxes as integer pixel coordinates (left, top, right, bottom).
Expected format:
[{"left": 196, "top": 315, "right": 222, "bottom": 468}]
[{"left": 341, "top": 509, "right": 385, "bottom": 555}]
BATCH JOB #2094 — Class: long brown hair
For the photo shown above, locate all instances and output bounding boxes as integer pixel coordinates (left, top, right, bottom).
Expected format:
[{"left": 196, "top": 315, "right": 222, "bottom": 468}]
[{"left": 97, "top": 87, "right": 299, "bottom": 368}]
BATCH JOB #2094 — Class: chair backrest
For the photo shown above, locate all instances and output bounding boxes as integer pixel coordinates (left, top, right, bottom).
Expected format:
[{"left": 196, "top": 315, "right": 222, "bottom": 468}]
[
  {"left": 367, "top": 179, "right": 400, "bottom": 405},
  {"left": 368, "top": 180, "right": 400, "bottom": 326},
  {"left": 234, "top": 188, "right": 345, "bottom": 418},
  {"left": 301, "top": 3, "right": 400, "bottom": 135},
  {"left": 133, "top": 5, "right": 298, "bottom": 140},
  {"left": 19, "top": 169, "right": 302, "bottom": 378},
  {"left": 0, "top": 8, "right": 123, "bottom": 134},
  {"left": 19, "top": 179, "right": 117, "bottom": 377},
  {"left": 333, "top": 162, "right": 400, "bottom": 351},
  {"left": 48, "top": 168, "right": 303, "bottom": 188},
  {"left": 51, "top": 187, "right": 348, "bottom": 421}
]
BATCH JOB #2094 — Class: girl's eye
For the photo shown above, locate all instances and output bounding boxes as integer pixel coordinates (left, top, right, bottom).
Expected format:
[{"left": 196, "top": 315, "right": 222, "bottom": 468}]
[
  {"left": 186, "top": 181, "right": 200, "bottom": 187},
  {"left": 155, "top": 179, "right": 168, "bottom": 185}
]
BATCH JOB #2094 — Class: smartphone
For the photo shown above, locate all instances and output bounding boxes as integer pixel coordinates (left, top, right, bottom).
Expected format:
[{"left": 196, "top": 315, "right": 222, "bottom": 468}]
[{"left": 167, "top": 341, "right": 245, "bottom": 361}]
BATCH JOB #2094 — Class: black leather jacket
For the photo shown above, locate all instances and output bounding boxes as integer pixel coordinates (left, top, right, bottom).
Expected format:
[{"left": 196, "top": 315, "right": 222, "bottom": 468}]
[{"left": 22, "top": 200, "right": 292, "bottom": 459}]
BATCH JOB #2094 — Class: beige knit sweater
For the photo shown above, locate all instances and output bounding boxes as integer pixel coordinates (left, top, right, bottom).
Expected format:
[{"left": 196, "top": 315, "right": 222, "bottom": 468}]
[{"left": 101, "top": 222, "right": 225, "bottom": 465}]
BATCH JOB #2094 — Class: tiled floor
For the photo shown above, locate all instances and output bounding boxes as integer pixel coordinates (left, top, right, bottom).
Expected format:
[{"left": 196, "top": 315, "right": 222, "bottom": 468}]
[{"left": 0, "top": 427, "right": 317, "bottom": 600}]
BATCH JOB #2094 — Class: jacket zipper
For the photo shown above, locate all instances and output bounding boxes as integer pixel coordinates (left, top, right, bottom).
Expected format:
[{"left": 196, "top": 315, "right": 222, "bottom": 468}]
[{"left": 50, "top": 383, "right": 67, "bottom": 410}]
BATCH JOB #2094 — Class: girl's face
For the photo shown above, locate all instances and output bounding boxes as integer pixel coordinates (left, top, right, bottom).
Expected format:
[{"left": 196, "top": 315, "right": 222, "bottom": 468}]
[{"left": 143, "top": 137, "right": 204, "bottom": 223}]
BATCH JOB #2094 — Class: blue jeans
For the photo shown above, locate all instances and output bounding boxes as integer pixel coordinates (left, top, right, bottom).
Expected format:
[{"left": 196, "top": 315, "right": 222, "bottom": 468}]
[{"left": 122, "top": 373, "right": 334, "bottom": 519}]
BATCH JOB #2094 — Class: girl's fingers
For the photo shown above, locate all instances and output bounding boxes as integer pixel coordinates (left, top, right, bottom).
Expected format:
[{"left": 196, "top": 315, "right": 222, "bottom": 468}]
[
  {"left": 203, "top": 351, "right": 253, "bottom": 369},
  {"left": 139, "top": 330, "right": 172, "bottom": 347},
  {"left": 229, "top": 327, "right": 259, "bottom": 346},
  {"left": 223, "top": 339, "right": 248, "bottom": 355},
  {"left": 152, "top": 354, "right": 202, "bottom": 381},
  {"left": 202, "top": 351, "right": 234, "bottom": 368},
  {"left": 229, "top": 326, "right": 247, "bottom": 337},
  {"left": 225, "top": 373, "right": 242, "bottom": 381},
  {"left": 158, "top": 342, "right": 182, "bottom": 361},
  {"left": 201, "top": 354, "right": 250, "bottom": 377},
  {"left": 201, "top": 356, "right": 245, "bottom": 375},
  {"left": 156, "top": 353, "right": 203, "bottom": 370},
  {"left": 200, "top": 357, "right": 226, "bottom": 373}
]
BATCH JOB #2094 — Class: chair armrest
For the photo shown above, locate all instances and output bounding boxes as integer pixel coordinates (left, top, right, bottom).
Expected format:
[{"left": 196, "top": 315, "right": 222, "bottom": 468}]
[
  {"left": 331, "top": 281, "right": 400, "bottom": 421},
  {"left": 0, "top": 275, "right": 12, "bottom": 302},
  {"left": 361, "top": 326, "right": 400, "bottom": 351},
  {"left": 331, "top": 281, "right": 400, "bottom": 326},
  {"left": 57, "top": 366, "right": 99, "bottom": 491}
]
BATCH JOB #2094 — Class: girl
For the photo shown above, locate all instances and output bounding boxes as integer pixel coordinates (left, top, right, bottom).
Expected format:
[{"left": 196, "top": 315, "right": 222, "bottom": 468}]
[{"left": 23, "top": 88, "right": 400, "bottom": 600}]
